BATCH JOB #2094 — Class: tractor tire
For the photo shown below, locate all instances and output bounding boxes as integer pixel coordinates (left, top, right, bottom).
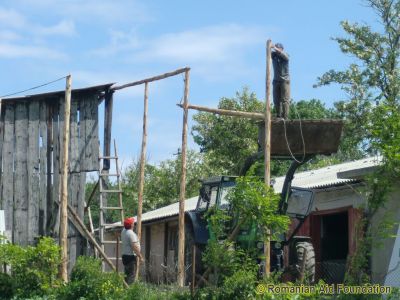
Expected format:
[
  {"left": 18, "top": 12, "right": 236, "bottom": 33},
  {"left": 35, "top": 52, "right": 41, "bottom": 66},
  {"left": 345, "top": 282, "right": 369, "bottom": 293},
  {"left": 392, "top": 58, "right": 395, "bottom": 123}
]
[
  {"left": 282, "top": 240, "right": 315, "bottom": 283},
  {"left": 294, "top": 241, "right": 315, "bottom": 283},
  {"left": 185, "top": 222, "right": 204, "bottom": 286}
]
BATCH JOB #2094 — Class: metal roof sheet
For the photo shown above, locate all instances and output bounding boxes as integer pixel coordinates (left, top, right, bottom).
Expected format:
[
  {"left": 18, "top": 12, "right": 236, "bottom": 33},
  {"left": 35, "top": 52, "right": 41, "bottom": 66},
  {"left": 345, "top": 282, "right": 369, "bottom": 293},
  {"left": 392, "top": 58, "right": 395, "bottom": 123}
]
[
  {"left": 2, "top": 83, "right": 114, "bottom": 102},
  {"left": 272, "top": 156, "right": 380, "bottom": 192}
]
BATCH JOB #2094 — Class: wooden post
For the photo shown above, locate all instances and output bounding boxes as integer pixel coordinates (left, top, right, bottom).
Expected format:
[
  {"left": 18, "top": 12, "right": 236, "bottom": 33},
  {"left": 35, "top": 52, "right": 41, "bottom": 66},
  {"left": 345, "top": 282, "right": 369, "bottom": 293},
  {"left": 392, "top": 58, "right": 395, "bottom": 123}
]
[
  {"left": 135, "top": 82, "right": 148, "bottom": 280},
  {"left": 177, "top": 69, "right": 190, "bottom": 286},
  {"left": 103, "top": 90, "right": 114, "bottom": 171},
  {"left": 264, "top": 40, "right": 272, "bottom": 278},
  {"left": 59, "top": 74, "right": 72, "bottom": 282},
  {"left": 116, "top": 234, "right": 120, "bottom": 273}
]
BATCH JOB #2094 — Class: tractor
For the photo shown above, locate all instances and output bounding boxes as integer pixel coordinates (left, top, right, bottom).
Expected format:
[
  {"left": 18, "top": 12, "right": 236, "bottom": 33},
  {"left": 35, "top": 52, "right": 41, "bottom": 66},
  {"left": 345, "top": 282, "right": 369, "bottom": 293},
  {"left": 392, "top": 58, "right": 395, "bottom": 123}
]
[
  {"left": 185, "top": 158, "right": 316, "bottom": 284},
  {"left": 184, "top": 119, "right": 344, "bottom": 284}
]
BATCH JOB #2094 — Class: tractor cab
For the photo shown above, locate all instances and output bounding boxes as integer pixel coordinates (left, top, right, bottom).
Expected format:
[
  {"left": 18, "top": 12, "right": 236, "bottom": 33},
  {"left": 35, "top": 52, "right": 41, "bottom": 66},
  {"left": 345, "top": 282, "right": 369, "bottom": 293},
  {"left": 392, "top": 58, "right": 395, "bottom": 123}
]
[
  {"left": 196, "top": 176, "right": 236, "bottom": 211},
  {"left": 195, "top": 173, "right": 314, "bottom": 223}
]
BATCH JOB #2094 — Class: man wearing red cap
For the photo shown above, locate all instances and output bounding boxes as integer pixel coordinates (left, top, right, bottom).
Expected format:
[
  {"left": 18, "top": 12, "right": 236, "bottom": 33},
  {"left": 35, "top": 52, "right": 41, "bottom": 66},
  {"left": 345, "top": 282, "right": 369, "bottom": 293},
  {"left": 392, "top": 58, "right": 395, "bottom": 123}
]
[{"left": 121, "top": 217, "right": 143, "bottom": 284}]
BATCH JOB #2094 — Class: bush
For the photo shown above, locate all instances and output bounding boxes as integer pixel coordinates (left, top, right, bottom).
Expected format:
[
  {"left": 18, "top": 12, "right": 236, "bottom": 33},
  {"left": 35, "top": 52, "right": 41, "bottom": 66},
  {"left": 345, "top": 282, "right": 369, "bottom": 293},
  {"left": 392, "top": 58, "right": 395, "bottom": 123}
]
[
  {"left": 0, "top": 272, "right": 14, "bottom": 299},
  {"left": 123, "top": 282, "right": 190, "bottom": 300},
  {"left": 219, "top": 269, "right": 257, "bottom": 300},
  {"left": 57, "top": 256, "right": 125, "bottom": 300},
  {"left": 0, "top": 237, "right": 61, "bottom": 299}
]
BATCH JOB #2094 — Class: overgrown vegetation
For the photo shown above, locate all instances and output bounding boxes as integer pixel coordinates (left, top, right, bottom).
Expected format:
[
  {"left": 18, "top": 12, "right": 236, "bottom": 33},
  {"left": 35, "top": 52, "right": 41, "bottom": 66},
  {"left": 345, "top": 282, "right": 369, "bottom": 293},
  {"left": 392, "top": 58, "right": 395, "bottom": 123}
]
[
  {"left": 0, "top": 236, "right": 61, "bottom": 299},
  {"left": 195, "top": 170, "right": 290, "bottom": 298},
  {"left": 316, "top": 0, "right": 400, "bottom": 284}
]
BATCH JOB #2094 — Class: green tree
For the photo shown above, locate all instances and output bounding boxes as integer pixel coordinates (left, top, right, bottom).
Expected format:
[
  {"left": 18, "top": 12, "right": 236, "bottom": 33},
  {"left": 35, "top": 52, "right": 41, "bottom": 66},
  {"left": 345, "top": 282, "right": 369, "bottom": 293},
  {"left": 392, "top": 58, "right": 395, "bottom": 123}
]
[
  {"left": 192, "top": 88, "right": 263, "bottom": 175},
  {"left": 192, "top": 87, "right": 339, "bottom": 176},
  {"left": 316, "top": 0, "right": 400, "bottom": 159},
  {"left": 121, "top": 150, "right": 214, "bottom": 214},
  {"left": 316, "top": 0, "right": 400, "bottom": 283}
]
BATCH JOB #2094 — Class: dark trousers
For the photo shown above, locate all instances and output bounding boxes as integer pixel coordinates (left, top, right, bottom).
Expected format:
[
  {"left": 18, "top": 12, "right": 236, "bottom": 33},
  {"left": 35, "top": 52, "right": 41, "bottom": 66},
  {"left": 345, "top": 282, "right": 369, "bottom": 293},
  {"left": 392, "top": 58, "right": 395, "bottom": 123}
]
[
  {"left": 273, "top": 80, "right": 290, "bottom": 118},
  {"left": 122, "top": 255, "right": 137, "bottom": 284}
]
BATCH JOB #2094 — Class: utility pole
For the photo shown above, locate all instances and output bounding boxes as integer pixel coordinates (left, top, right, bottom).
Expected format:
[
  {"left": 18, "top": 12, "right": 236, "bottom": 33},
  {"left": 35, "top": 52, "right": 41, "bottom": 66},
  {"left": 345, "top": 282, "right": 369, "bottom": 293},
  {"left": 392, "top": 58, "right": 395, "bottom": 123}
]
[
  {"left": 264, "top": 40, "right": 272, "bottom": 278},
  {"left": 59, "top": 74, "right": 72, "bottom": 282}
]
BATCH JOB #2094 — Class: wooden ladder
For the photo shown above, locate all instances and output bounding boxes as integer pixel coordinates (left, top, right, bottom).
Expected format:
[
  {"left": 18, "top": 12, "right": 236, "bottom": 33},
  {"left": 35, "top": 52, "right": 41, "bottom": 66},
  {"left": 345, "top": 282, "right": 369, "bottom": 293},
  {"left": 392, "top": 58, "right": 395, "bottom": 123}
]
[{"left": 98, "top": 140, "right": 125, "bottom": 269}]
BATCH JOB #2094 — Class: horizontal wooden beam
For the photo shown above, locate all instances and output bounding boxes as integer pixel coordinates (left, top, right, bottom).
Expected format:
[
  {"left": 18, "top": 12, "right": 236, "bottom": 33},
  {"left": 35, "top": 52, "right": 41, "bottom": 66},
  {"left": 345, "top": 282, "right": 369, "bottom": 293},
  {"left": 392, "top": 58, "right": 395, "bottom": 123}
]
[
  {"left": 177, "top": 103, "right": 265, "bottom": 120},
  {"left": 111, "top": 67, "right": 190, "bottom": 91}
]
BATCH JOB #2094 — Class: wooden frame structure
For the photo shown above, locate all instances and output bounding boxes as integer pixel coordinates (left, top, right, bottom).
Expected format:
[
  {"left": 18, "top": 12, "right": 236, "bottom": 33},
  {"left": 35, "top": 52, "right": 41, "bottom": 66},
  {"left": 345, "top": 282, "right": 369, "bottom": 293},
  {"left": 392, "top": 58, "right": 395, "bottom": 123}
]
[{"left": 109, "top": 67, "right": 190, "bottom": 285}]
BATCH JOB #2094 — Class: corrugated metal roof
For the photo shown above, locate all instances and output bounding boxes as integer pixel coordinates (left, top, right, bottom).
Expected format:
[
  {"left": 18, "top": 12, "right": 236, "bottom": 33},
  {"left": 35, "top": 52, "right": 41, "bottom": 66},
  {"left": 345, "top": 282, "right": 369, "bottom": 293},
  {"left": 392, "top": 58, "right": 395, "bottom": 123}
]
[
  {"left": 107, "top": 156, "right": 380, "bottom": 227},
  {"left": 272, "top": 156, "right": 380, "bottom": 192},
  {"left": 141, "top": 196, "right": 199, "bottom": 223}
]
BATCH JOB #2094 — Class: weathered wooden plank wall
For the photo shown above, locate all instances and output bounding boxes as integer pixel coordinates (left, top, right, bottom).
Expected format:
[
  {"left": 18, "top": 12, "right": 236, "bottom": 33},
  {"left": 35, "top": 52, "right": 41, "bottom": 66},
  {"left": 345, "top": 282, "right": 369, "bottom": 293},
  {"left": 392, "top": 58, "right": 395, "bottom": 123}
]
[
  {"left": 14, "top": 103, "right": 29, "bottom": 246},
  {"left": 2, "top": 105, "right": 14, "bottom": 240},
  {"left": 28, "top": 101, "right": 40, "bottom": 244},
  {"left": 0, "top": 93, "right": 100, "bottom": 268},
  {"left": 39, "top": 102, "right": 48, "bottom": 236}
]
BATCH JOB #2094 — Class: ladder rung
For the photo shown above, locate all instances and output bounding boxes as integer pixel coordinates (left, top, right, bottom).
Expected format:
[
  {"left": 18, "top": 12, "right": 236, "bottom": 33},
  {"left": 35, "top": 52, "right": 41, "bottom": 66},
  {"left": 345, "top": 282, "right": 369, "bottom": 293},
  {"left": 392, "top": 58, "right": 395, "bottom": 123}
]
[
  {"left": 102, "top": 223, "right": 121, "bottom": 227},
  {"left": 99, "top": 156, "right": 118, "bottom": 159},
  {"left": 101, "top": 241, "right": 121, "bottom": 244},
  {"left": 101, "top": 207, "right": 124, "bottom": 210},
  {"left": 100, "top": 189, "right": 123, "bottom": 193},
  {"left": 100, "top": 173, "right": 120, "bottom": 177}
]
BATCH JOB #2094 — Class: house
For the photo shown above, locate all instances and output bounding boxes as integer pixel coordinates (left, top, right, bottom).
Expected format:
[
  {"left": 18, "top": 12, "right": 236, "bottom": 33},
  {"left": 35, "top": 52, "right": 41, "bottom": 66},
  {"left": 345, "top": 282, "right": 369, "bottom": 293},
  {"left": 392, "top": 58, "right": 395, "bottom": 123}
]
[{"left": 104, "top": 156, "right": 400, "bottom": 286}]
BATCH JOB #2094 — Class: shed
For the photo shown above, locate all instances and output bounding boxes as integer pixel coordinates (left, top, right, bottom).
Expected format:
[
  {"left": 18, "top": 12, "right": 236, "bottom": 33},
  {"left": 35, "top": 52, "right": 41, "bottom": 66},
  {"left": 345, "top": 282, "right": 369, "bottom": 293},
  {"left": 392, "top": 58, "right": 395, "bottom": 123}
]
[{"left": 0, "top": 83, "right": 113, "bottom": 270}]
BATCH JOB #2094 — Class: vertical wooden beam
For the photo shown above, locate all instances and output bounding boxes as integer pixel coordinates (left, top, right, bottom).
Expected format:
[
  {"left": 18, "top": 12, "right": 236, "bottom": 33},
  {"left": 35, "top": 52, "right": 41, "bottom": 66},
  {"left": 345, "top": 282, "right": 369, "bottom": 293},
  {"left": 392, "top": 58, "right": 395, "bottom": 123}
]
[
  {"left": 116, "top": 234, "right": 120, "bottom": 273},
  {"left": 145, "top": 225, "right": 151, "bottom": 281},
  {"left": 135, "top": 82, "right": 148, "bottom": 280},
  {"left": 39, "top": 102, "right": 48, "bottom": 236},
  {"left": 163, "top": 222, "right": 169, "bottom": 283},
  {"left": 264, "top": 40, "right": 272, "bottom": 278},
  {"left": 59, "top": 75, "right": 72, "bottom": 282},
  {"left": 0, "top": 102, "right": 4, "bottom": 214},
  {"left": 2, "top": 104, "right": 14, "bottom": 241},
  {"left": 46, "top": 103, "right": 54, "bottom": 235},
  {"left": 103, "top": 90, "right": 113, "bottom": 171},
  {"left": 14, "top": 103, "right": 29, "bottom": 246},
  {"left": 88, "top": 95, "right": 99, "bottom": 170},
  {"left": 177, "top": 69, "right": 190, "bottom": 286},
  {"left": 27, "top": 101, "right": 40, "bottom": 244},
  {"left": 68, "top": 99, "right": 79, "bottom": 270}
]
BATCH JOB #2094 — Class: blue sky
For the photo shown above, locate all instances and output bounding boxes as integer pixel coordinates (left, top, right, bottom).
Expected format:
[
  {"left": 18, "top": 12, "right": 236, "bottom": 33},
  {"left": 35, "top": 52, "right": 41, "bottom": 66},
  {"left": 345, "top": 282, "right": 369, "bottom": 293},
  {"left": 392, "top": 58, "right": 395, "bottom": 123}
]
[{"left": 0, "top": 0, "right": 378, "bottom": 167}]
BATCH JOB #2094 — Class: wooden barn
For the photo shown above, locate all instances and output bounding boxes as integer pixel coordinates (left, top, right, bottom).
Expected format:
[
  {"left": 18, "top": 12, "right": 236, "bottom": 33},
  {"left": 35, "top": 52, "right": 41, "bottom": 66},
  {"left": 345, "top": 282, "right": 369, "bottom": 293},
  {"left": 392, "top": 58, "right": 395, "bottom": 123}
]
[{"left": 0, "top": 83, "right": 114, "bottom": 270}]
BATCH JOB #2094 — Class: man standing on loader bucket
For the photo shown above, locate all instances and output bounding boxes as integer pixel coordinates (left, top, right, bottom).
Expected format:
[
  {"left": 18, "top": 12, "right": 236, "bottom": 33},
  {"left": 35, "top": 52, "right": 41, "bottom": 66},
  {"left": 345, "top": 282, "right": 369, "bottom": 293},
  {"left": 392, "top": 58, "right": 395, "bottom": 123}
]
[
  {"left": 272, "top": 42, "right": 290, "bottom": 119},
  {"left": 121, "top": 217, "right": 144, "bottom": 284}
]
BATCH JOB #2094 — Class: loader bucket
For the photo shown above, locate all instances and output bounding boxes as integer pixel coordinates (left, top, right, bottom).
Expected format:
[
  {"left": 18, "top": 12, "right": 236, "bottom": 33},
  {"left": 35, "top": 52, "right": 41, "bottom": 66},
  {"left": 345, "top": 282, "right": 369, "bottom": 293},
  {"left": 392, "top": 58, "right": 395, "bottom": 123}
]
[{"left": 258, "top": 119, "right": 344, "bottom": 158}]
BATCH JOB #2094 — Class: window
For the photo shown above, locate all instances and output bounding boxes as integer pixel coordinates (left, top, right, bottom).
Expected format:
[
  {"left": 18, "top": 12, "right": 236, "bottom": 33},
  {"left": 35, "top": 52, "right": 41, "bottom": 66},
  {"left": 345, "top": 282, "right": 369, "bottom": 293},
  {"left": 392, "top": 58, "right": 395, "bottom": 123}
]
[{"left": 198, "top": 186, "right": 218, "bottom": 210}]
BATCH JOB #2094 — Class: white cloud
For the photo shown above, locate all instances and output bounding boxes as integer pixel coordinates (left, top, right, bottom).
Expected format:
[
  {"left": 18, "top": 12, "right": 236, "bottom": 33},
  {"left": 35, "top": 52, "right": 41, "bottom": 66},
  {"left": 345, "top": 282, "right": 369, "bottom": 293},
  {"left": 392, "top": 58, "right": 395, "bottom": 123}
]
[
  {"left": 141, "top": 24, "right": 264, "bottom": 63},
  {"left": 0, "top": 8, "right": 26, "bottom": 28},
  {"left": 90, "top": 23, "right": 271, "bottom": 81},
  {"left": 16, "top": 0, "right": 152, "bottom": 24},
  {"left": 0, "top": 30, "right": 21, "bottom": 41},
  {"left": 34, "top": 20, "right": 76, "bottom": 37},
  {"left": 90, "top": 29, "right": 140, "bottom": 57},
  {"left": 0, "top": 43, "right": 66, "bottom": 59},
  {"left": 0, "top": 6, "right": 77, "bottom": 59}
]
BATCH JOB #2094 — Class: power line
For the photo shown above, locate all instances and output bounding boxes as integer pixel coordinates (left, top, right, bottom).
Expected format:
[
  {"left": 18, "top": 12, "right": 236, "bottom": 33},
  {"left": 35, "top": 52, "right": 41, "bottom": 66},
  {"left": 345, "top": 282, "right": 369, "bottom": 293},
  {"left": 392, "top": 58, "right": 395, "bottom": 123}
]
[{"left": 0, "top": 75, "right": 67, "bottom": 99}]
